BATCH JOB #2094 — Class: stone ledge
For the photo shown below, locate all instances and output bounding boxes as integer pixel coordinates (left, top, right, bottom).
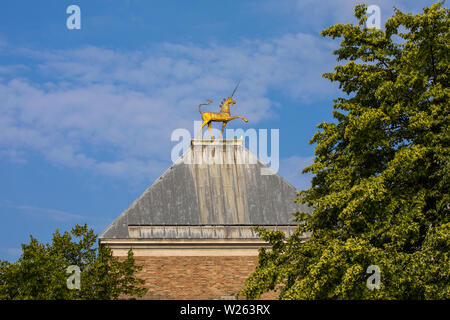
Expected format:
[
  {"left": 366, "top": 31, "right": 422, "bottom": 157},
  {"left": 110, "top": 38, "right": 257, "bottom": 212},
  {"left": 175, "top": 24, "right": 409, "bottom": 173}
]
[
  {"left": 191, "top": 138, "right": 243, "bottom": 146},
  {"left": 99, "top": 235, "right": 311, "bottom": 256},
  {"left": 127, "top": 224, "right": 300, "bottom": 239}
]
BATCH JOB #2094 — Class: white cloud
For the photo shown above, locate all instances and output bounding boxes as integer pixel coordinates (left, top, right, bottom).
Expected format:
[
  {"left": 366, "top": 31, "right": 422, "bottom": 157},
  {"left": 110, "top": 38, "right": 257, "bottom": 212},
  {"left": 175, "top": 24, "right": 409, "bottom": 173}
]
[
  {"left": 10, "top": 204, "right": 87, "bottom": 222},
  {"left": 279, "top": 155, "right": 314, "bottom": 191},
  {"left": 8, "top": 204, "right": 112, "bottom": 224},
  {"left": 0, "top": 33, "right": 335, "bottom": 182},
  {"left": 0, "top": 247, "right": 22, "bottom": 260}
]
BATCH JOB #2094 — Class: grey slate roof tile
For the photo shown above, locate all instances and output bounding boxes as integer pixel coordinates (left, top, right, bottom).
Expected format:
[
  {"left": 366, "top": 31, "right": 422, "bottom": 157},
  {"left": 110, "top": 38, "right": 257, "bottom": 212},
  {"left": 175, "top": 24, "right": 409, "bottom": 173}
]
[{"left": 100, "top": 140, "right": 312, "bottom": 239}]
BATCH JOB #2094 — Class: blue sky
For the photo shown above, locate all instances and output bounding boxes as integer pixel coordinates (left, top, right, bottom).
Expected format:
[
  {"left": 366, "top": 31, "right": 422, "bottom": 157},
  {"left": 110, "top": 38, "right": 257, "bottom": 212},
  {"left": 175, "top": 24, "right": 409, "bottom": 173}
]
[{"left": 0, "top": 0, "right": 436, "bottom": 261}]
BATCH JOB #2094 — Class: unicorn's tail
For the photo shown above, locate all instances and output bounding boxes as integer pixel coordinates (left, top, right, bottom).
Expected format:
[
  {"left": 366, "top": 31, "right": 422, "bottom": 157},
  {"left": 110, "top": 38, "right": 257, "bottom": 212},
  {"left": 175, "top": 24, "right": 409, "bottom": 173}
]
[{"left": 198, "top": 99, "right": 213, "bottom": 114}]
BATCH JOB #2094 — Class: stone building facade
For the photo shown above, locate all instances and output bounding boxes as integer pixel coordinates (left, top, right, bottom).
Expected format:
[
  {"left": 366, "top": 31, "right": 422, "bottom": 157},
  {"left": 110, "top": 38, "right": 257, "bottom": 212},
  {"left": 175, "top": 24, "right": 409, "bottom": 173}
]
[{"left": 99, "top": 139, "right": 312, "bottom": 299}]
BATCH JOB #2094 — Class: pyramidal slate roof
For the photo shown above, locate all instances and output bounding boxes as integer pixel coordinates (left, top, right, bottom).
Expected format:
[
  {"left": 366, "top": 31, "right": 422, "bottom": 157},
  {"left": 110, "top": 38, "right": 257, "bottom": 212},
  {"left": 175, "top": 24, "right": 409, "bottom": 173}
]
[{"left": 100, "top": 139, "right": 312, "bottom": 239}]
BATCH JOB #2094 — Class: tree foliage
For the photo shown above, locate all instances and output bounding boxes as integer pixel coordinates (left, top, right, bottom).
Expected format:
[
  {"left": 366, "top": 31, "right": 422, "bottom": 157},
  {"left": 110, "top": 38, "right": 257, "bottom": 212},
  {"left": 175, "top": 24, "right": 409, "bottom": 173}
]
[
  {"left": 0, "top": 224, "right": 147, "bottom": 299},
  {"left": 240, "top": 2, "right": 449, "bottom": 299}
]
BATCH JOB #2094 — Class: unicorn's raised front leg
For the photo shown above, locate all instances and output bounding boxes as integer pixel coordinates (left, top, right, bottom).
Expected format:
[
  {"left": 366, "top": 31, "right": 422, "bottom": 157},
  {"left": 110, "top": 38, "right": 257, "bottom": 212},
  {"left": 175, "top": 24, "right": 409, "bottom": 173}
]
[{"left": 229, "top": 116, "right": 248, "bottom": 122}]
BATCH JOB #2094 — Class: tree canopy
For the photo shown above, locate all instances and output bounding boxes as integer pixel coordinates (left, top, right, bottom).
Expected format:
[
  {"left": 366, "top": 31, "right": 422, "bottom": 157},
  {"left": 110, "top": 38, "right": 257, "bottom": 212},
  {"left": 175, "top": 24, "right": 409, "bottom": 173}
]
[
  {"left": 0, "top": 224, "right": 147, "bottom": 299},
  {"left": 240, "top": 2, "right": 449, "bottom": 299}
]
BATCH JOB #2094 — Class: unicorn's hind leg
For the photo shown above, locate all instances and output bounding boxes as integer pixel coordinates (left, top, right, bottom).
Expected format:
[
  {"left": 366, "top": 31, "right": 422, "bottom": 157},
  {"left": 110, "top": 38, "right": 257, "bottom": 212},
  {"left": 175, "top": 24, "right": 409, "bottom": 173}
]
[
  {"left": 198, "top": 121, "right": 208, "bottom": 139},
  {"left": 208, "top": 122, "right": 214, "bottom": 139},
  {"left": 220, "top": 122, "right": 227, "bottom": 138}
]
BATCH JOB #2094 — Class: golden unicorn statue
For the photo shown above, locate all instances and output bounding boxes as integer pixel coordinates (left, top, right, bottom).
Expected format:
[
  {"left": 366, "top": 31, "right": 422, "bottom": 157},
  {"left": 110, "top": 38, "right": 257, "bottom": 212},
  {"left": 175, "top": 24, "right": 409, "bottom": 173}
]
[{"left": 197, "top": 82, "right": 248, "bottom": 139}]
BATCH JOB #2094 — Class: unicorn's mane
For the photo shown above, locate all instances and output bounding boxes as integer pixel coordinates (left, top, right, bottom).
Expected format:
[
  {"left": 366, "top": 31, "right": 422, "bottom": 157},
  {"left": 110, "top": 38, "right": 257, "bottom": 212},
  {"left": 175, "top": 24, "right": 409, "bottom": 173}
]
[{"left": 219, "top": 97, "right": 228, "bottom": 108}]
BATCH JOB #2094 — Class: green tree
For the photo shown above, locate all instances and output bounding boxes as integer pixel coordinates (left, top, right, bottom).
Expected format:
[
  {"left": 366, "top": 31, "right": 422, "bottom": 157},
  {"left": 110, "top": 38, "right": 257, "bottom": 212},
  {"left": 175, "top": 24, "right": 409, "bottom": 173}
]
[
  {"left": 240, "top": 2, "right": 449, "bottom": 300},
  {"left": 0, "top": 224, "right": 147, "bottom": 299}
]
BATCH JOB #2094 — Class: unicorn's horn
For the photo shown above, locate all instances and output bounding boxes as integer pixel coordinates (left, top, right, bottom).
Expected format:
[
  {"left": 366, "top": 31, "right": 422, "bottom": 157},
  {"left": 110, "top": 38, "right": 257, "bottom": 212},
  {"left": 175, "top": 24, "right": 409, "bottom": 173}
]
[{"left": 231, "top": 81, "right": 241, "bottom": 97}]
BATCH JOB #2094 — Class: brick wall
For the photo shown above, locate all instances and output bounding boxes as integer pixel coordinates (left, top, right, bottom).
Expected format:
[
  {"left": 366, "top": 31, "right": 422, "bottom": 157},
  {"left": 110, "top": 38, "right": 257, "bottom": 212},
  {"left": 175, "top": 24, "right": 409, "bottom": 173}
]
[{"left": 130, "top": 256, "right": 277, "bottom": 300}]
